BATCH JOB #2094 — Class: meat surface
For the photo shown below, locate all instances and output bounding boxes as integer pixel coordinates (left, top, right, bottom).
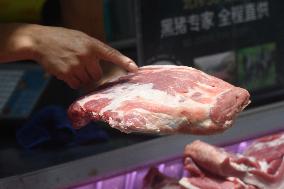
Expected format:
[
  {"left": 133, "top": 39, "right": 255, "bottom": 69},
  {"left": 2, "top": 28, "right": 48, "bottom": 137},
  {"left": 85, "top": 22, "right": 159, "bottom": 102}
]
[
  {"left": 143, "top": 167, "right": 256, "bottom": 189},
  {"left": 184, "top": 138, "right": 284, "bottom": 189},
  {"left": 244, "top": 132, "right": 284, "bottom": 162},
  {"left": 142, "top": 132, "right": 284, "bottom": 189},
  {"left": 179, "top": 176, "right": 257, "bottom": 189},
  {"left": 143, "top": 167, "right": 186, "bottom": 189},
  {"left": 68, "top": 65, "right": 250, "bottom": 134}
]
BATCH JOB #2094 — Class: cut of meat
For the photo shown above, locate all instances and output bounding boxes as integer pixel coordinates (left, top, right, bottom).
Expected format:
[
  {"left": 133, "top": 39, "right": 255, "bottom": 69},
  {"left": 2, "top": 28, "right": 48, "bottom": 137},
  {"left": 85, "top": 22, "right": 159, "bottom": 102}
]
[
  {"left": 143, "top": 167, "right": 186, "bottom": 189},
  {"left": 244, "top": 132, "right": 284, "bottom": 162},
  {"left": 179, "top": 176, "right": 257, "bottom": 189},
  {"left": 184, "top": 139, "right": 284, "bottom": 189},
  {"left": 143, "top": 167, "right": 256, "bottom": 189},
  {"left": 184, "top": 140, "right": 255, "bottom": 178},
  {"left": 68, "top": 65, "right": 250, "bottom": 134},
  {"left": 242, "top": 132, "right": 284, "bottom": 188},
  {"left": 142, "top": 132, "right": 284, "bottom": 189}
]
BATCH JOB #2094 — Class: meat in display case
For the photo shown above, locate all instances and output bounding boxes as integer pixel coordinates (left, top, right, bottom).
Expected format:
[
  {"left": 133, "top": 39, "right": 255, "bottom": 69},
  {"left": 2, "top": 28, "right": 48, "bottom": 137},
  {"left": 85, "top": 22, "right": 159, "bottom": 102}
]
[
  {"left": 67, "top": 131, "right": 284, "bottom": 189},
  {"left": 1, "top": 101, "right": 284, "bottom": 189}
]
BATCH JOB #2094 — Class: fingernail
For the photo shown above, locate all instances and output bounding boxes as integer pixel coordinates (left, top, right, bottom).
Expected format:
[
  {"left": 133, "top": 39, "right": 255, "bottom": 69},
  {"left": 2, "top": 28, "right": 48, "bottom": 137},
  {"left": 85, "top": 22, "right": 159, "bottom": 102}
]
[{"left": 128, "top": 62, "right": 138, "bottom": 72}]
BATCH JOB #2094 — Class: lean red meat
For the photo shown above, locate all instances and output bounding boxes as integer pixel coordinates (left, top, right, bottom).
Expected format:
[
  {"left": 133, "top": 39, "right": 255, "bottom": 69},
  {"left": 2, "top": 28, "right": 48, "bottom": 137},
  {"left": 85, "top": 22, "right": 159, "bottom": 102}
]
[
  {"left": 142, "top": 133, "right": 284, "bottom": 188},
  {"left": 68, "top": 65, "right": 250, "bottom": 134},
  {"left": 143, "top": 167, "right": 186, "bottom": 189},
  {"left": 184, "top": 139, "right": 284, "bottom": 189},
  {"left": 243, "top": 132, "right": 284, "bottom": 162},
  {"left": 143, "top": 167, "right": 256, "bottom": 189}
]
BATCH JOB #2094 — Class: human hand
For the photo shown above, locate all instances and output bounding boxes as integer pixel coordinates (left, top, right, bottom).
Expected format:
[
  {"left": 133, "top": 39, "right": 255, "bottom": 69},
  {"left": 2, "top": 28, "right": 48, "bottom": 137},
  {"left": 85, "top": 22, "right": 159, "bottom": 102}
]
[
  {"left": 12, "top": 24, "right": 138, "bottom": 89},
  {"left": 81, "top": 61, "right": 129, "bottom": 93}
]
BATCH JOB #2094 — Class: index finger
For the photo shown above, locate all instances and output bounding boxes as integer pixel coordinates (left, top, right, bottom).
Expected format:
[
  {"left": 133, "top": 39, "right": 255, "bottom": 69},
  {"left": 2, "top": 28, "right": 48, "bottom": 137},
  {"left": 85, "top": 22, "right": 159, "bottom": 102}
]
[{"left": 91, "top": 38, "right": 138, "bottom": 72}]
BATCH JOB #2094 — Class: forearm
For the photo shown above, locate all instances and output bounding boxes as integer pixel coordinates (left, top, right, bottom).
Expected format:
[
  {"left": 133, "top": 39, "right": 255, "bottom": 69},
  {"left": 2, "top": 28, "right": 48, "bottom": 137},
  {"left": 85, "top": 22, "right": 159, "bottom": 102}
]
[
  {"left": 0, "top": 23, "right": 37, "bottom": 63},
  {"left": 0, "top": 22, "right": 136, "bottom": 89}
]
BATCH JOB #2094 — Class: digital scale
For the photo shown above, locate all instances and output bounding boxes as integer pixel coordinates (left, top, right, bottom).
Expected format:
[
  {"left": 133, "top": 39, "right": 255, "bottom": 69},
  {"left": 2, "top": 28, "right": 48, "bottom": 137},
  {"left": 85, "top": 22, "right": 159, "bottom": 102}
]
[
  {"left": 0, "top": 62, "right": 50, "bottom": 120},
  {"left": 0, "top": 61, "right": 77, "bottom": 129}
]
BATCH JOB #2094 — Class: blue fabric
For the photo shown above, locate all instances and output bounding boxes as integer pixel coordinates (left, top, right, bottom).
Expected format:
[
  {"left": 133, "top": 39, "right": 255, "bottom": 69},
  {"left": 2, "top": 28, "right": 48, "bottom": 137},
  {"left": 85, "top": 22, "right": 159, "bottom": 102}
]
[{"left": 16, "top": 106, "right": 109, "bottom": 149}]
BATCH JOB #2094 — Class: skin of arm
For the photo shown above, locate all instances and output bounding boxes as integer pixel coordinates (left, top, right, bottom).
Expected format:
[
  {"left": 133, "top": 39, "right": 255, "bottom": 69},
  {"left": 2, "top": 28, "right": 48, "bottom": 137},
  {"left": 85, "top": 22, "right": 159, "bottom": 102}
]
[
  {"left": 60, "top": 0, "right": 132, "bottom": 87},
  {"left": 0, "top": 4, "right": 137, "bottom": 89}
]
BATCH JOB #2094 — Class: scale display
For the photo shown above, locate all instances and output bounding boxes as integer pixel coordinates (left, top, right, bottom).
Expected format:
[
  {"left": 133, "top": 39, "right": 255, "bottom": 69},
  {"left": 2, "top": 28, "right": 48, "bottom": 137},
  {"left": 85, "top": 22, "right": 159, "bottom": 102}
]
[{"left": 0, "top": 62, "right": 50, "bottom": 119}]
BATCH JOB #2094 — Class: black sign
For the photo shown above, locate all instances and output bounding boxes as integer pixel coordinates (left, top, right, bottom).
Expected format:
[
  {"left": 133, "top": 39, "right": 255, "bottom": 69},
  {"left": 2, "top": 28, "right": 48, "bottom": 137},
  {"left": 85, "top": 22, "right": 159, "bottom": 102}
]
[{"left": 136, "top": 0, "right": 284, "bottom": 105}]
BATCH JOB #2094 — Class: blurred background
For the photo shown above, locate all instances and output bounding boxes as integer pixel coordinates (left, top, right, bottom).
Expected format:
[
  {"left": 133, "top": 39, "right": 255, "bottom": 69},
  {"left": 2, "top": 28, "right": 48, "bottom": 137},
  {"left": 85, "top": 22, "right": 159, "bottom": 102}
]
[{"left": 0, "top": 0, "right": 284, "bottom": 188}]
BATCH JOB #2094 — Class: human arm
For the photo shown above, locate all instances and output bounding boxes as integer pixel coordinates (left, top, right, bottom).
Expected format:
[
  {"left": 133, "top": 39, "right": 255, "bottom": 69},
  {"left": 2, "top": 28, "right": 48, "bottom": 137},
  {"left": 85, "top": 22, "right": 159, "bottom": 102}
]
[
  {"left": 0, "top": 23, "right": 137, "bottom": 89},
  {"left": 60, "top": 0, "right": 133, "bottom": 87}
]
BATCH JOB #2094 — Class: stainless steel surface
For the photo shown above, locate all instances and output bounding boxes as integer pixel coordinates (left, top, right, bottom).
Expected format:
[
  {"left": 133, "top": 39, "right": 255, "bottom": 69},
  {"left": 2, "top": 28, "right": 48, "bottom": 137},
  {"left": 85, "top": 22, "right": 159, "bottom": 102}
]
[{"left": 1, "top": 101, "right": 284, "bottom": 189}]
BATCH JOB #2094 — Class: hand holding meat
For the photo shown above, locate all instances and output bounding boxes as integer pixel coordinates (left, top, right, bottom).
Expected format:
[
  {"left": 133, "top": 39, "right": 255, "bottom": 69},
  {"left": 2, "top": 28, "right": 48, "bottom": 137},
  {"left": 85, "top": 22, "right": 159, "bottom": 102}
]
[{"left": 0, "top": 23, "right": 138, "bottom": 89}]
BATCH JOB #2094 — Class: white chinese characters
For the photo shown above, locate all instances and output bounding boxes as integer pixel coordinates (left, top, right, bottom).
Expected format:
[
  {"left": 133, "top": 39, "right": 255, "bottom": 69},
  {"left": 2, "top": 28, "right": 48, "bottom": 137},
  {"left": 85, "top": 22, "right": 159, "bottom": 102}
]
[{"left": 160, "top": 1, "right": 270, "bottom": 38}]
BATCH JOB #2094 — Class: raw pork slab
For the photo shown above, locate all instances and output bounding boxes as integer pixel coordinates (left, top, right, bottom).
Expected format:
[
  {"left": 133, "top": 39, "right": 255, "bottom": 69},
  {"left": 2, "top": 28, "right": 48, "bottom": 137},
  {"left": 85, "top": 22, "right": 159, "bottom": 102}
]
[
  {"left": 143, "top": 167, "right": 186, "bottom": 189},
  {"left": 68, "top": 65, "right": 250, "bottom": 134}
]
